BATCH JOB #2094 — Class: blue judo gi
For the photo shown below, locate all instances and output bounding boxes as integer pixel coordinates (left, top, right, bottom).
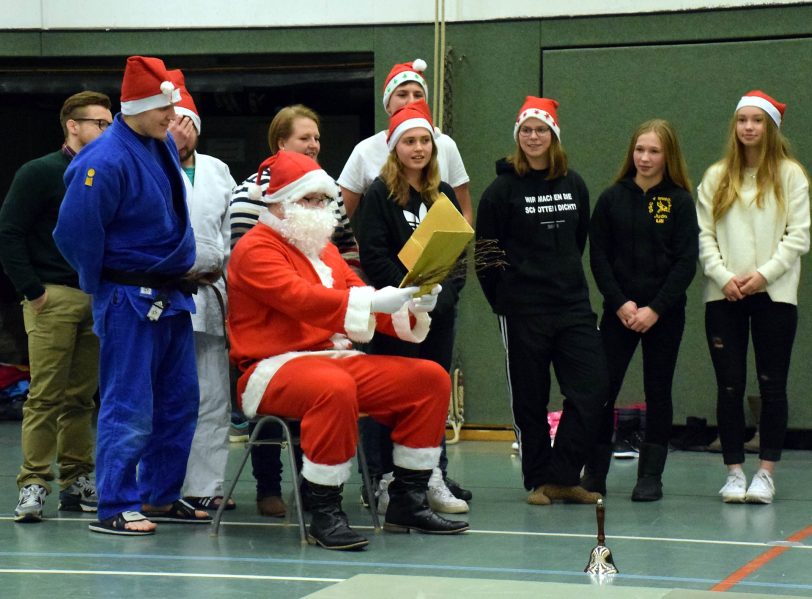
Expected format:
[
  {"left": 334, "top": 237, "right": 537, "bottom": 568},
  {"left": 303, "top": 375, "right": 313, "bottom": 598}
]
[{"left": 54, "top": 113, "right": 199, "bottom": 521}]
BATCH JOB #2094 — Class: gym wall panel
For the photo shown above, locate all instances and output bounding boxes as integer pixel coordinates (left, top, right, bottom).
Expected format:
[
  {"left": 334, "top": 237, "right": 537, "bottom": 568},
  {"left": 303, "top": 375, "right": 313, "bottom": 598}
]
[
  {"left": 542, "top": 36, "right": 812, "bottom": 427},
  {"left": 446, "top": 20, "right": 543, "bottom": 426},
  {"left": 2, "top": 4, "right": 812, "bottom": 429}
]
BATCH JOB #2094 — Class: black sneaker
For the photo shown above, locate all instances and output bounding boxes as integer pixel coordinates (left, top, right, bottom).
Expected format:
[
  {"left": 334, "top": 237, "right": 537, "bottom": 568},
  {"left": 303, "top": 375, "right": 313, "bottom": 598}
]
[
  {"left": 444, "top": 476, "right": 473, "bottom": 501},
  {"left": 58, "top": 476, "right": 98, "bottom": 512},
  {"left": 612, "top": 436, "right": 639, "bottom": 459}
]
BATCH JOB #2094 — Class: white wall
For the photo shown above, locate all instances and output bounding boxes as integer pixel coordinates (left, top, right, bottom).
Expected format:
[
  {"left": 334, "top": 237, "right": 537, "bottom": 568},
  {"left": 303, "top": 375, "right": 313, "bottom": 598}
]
[{"left": 2, "top": 0, "right": 808, "bottom": 30}]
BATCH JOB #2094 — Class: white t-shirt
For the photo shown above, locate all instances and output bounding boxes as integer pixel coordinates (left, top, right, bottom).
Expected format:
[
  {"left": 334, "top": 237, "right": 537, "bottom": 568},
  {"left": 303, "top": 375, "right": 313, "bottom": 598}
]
[{"left": 337, "top": 129, "right": 469, "bottom": 194}]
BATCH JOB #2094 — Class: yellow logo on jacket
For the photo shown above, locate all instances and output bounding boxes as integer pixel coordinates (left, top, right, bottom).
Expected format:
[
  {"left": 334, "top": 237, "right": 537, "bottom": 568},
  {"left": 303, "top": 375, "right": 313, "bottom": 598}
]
[
  {"left": 648, "top": 196, "right": 671, "bottom": 224},
  {"left": 84, "top": 168, "right": 95, "bottom": 187}
]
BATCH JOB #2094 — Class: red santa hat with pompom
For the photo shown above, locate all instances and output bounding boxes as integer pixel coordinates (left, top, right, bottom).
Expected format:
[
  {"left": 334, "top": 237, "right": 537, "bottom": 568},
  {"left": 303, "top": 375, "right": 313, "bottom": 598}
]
[
  {"left": 513, "top": 96, "right": 561, "bottom": 141},
  {"left": 167, "top": 69, "right": 201, "bottom": 134},
  {"left": 382, "top": 58, "right": 429, "bottom": 110},
  {"left": 120, "top": 55, "right": 181, "bottom": 116},
  {"left": 248, "top": 150, "right": 337, "bottom": 204},
  {"left": 736, "top": 89, "right": 786, "bottom": 128},
  {"left": 386, "top": 100, "right": 436, "bottom": 152}
]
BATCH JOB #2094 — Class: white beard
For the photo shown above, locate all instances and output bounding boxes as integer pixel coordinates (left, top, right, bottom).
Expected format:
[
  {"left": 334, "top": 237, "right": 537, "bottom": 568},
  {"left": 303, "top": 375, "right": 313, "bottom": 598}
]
[{"left": 278, "top": 201, "right": 338, "bottom": 258}]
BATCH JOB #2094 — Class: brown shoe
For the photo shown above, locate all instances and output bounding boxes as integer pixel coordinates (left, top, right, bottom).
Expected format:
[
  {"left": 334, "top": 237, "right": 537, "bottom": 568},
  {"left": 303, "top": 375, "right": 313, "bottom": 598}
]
[
  {"left": 541, "top": 484, "right": 602, "bottom": 504},
  {"left": 527, "top": 486, "right": 551, "bottom": 505},
  {"left": 257, "top": 495, "right": 287, "bottom": 518}
]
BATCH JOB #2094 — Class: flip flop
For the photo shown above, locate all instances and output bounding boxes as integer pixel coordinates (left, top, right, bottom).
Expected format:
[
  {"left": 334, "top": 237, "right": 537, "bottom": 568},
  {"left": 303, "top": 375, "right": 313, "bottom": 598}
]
[
  {"left": 142, "top": 498, "right": 213, "bottom": 523},
  {"left": 88, "top": 511, "right": 155, "bottom": 536}
]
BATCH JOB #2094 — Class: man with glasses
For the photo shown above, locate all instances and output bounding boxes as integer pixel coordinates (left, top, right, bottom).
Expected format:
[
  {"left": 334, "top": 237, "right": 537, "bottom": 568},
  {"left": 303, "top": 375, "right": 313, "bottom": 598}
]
[{"left": 0, "top": 90, "right": 111, "bottom": 522}]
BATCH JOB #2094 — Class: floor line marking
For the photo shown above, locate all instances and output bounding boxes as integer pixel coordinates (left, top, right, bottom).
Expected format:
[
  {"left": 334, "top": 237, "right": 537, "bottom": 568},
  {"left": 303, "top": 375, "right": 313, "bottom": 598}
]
[
  {"left": 712, "top": 524, "right": 812, "bottom": 592},
  {"left": 1, "top": 565, "right": 811, "bottom": 593},
  {"left": 1, "top": 516, "right": 809, "bottom": 550},
  {"left": 0, "top": 568, "right": 341, "bottom": 582}
]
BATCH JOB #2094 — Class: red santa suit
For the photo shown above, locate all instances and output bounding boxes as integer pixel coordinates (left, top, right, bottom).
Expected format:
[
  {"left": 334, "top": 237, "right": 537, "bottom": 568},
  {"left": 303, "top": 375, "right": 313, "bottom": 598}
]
[{"left": 228, "top": 209, "right": 449, "bottom": 487}]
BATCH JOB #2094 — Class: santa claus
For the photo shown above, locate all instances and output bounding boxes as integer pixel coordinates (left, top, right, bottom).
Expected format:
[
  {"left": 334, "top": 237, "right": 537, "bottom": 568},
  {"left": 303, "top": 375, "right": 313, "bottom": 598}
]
[{"left": 227, "top": 150, "right": 468, "bottom": 550}]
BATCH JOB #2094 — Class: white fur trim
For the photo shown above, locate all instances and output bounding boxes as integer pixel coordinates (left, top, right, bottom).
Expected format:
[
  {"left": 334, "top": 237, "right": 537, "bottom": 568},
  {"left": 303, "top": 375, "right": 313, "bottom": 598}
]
[
  {"left": 248, "top": 182, "right": 264, "bottom": 201},
  {"left": 264, "top": 169, "right": 337, "bottom": 204},
  {"left": 513, "top": 109, "right": 560, "bottom": 141},
  {"left": 393, "top": 444, "right": 441, "bottom": 470},
  {"left": 391, "top": 303, "right": 430, "bottom": 343},
  {"left": 329, "top": 333, "right": 353, "bottom": 350},
  {"left": 387, "top": 117, "right": 436, "bottom": 151},
  {"left": 121, "top": 88, "right": 181, "bottom": 116},
  {"left": 736, "top": 95, "right": 782, "bottom": 127},
  {"left": 309, "top": 256, "right": 334, "bottom": 287},
  {"left": 345, "top": 286, "right": 376, "bottom": 343},
  {"left": 174, "top": 106, "right": 201, "bottom": 134},
  {"left": 382, "top": 64, "right": 429, "bottom": 109},
  {"left": 240, "top": 350, "right": 362, "bottom": 418},
  {"left": 301, "top": 456, "right": 353, "bottom": 486}
]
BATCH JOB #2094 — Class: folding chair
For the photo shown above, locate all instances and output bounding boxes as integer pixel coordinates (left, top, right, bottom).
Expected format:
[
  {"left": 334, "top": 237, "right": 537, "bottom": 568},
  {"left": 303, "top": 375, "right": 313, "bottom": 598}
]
[{"left": 210, "top": 414, "right": 381, "bottom": 543}]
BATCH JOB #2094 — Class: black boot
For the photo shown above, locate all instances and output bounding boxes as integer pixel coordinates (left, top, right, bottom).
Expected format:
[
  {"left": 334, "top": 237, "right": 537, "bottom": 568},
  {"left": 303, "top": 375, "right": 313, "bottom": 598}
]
[
  {"left": 631, "top": 443, "right": 668, "bottom": 502},
  {"left": 580, "top": 444, "right": 613, "bottom": 495},
  {"left": 384, "top": 466, "right": 469, "bottom": 534},
  {"left": 302, "top": 480, "right": 368, "bottom": 550}
]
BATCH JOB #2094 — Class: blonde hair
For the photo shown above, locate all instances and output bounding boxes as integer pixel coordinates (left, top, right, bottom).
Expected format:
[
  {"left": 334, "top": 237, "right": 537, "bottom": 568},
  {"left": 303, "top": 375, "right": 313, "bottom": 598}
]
[
  {"left": 615, "top": 119, "right": 692, "bottom": 191},
  {"left": 710, "top": 110, "right": 804, "bottom": 222},
  {"left": 506, "top": 135, "right": 568, "bottom": 179},
  {"left": 267, "top": 104, "right": 320, "bottom": 153},
  {"left": 380, "top": 139, "right": 441, "bottom": 207}
]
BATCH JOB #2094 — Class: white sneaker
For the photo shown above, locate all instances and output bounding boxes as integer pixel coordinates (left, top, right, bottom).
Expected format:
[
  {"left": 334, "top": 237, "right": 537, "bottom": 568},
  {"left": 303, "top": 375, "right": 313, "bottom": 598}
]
[
  {"left": 376, "top": 472, "right": 393, "bottom": 515},
  {"left": 427, "top": 467, "right": 469, "bottom": 513},
  {"left": 719, "top": 469, "right": 746, "bottom": 503},
  {"left": 745, "top": 469, "right": 775, "bottom": 504},
  {"left": 15, "top": 484, "right": 47, "bottom": 522}
]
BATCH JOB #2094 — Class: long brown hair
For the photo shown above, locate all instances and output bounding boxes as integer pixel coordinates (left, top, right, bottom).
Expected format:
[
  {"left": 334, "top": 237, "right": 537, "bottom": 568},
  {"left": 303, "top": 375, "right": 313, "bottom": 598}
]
[
  {"left": 267, "top": 104, "right": 320, "bottom": 153},
  {"left": 506, "top": 135, "right": 568, "bottom": 179},
  {"left": 710, "top": 110, "right": 803, "bottom": 222},
  {"left": 615, "top": 119, "right": 692, "bottom": 191},
  {"left": 380, "top": 137, "right": 441, "bottom": 207}
]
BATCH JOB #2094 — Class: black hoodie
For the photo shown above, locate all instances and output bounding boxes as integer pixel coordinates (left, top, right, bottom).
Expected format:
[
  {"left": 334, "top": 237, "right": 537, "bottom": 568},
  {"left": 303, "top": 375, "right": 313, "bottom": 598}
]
[
  {"left": 589, "top": 176, "right": 698, "bottom": 316},
  {"left": 476, "top": 159, "right": 591, "bottom": 315}
]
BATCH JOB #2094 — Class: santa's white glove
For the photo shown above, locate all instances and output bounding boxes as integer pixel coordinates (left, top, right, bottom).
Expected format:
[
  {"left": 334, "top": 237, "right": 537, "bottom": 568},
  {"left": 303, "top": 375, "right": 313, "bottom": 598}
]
[
  {"left": 409, "top": 284, "right": 442, "bottom": 313},
  {"left": 371, "top": 286, "right": 419, "bottom": 314}
]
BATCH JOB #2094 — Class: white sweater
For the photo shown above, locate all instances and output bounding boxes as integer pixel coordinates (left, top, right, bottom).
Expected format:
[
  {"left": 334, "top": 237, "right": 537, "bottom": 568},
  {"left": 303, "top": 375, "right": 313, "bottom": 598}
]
[{"left": 697, "top": 160, "right": 810, "bottom": 305}]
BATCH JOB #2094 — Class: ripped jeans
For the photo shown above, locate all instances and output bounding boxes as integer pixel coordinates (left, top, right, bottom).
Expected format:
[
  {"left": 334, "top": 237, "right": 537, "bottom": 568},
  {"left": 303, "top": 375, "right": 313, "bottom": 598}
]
[{"left": 705, "top": 293, "right": 797, "bottom": 465}]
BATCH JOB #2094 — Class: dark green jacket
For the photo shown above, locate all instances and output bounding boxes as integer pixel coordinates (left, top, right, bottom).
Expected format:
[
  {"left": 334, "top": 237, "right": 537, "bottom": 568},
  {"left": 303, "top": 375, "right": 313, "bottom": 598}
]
[{"left": 0, "top": 150, "right": 80, "bottom": 300}]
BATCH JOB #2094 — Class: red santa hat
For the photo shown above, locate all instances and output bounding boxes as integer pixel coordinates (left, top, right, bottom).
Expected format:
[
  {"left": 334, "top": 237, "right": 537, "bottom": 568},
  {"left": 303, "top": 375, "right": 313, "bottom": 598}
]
[
  {"left": 167, "top": 69, "right": 201, "bottom": 134},
  {"left": 248, "top": 150, "right": 337, "bottom": 203},
  {"left": 513, "top": 96, "right": 561, "bottom": 141},
  {"left": 735, "top": 90, "right": 786, "bottom": 128},
  {"left": 382, "top": 58, "right": 429, "bottom": 110},
  {"left": 386, "top": 100, "right": 436, "bottom": 152},
  {"left": 120, "top": 56, "right": 181, "bottom": 116}
]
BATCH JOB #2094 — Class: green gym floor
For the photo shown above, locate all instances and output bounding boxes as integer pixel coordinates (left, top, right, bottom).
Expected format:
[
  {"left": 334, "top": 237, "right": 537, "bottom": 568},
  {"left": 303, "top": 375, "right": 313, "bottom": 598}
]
[{"left": 0, "top": 421, "right": 809, "bottom": 598}]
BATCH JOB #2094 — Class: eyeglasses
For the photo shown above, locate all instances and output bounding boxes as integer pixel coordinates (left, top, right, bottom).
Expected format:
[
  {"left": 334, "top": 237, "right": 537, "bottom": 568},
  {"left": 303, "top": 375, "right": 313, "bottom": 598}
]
[
  {"left": 298, "top": 195, "right": 331, "bottom": 208},
  {"left": 519, "top": 126, "right": 551, "bottom": 137},
  {"left": 72, "top": 118, "right": 112, "bottom": 131}
]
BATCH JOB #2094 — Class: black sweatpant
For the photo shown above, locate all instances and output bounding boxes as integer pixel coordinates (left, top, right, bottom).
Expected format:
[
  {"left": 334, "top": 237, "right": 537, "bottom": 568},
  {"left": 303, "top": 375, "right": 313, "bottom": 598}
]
[
  {"left": 499, "top": 306, "right": 608, "bottom": 489},
  {"left": 705, "top": 293, "right": 796, "bottom": 465},
  {"left": 596, "top": 306, "right": 685, "bottom": 447}
]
